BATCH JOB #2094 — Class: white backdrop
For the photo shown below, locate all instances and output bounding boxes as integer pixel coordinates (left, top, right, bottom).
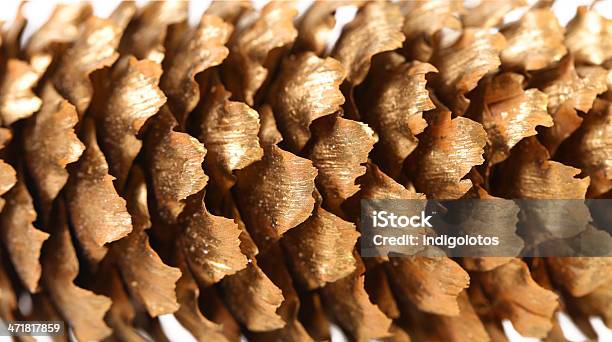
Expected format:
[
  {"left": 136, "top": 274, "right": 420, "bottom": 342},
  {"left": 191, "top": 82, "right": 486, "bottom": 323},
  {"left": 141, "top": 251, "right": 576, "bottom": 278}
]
[{"left": 1, "top": 1, "right": 611, "bottom": 341}]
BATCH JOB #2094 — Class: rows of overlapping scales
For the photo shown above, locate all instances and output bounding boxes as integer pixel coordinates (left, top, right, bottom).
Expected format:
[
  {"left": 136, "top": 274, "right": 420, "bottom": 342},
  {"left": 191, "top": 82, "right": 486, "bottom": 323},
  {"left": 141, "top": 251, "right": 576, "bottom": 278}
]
[{"left": 0, "top": 1, "right": 611, "bottom": 341}]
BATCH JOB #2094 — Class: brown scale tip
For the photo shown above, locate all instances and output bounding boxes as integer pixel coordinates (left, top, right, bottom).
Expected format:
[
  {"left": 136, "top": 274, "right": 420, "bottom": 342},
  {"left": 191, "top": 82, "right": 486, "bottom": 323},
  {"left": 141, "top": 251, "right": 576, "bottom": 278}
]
[
  {"left": 0, "top": 59, "right": 42, "bottom": 126},
  {"left": 282, "top": 206, "right": 359, "bottom": 289},
  {"left": 459, "top": 187, "right": 522, "bottom": 272},
  {"left": 114, "top": 167, "right": 182, "bottom": 317},
  {"left": 332, "top": 1, "right": 404, "bottom": 87},
  {"left": 269, "top": 52, "right": 346, "bottom": 152},
  {"left": 308, "top": 115, "right": 376, "bottom": 213},
  {"left": 536, "top": 55, "right": 607, "bottom": 154},
  {"left": 199, "top": 79, "right": 263, "bottom": 191},
  {"left": 179, "top": 192, "right": 248, "bottom": 287},
  {"left": 42, "top": 203, "right": 112, "bottom": 341},
  {"left": 400, "top": 290, "right": 489, "bottom": 342},
  {"left": 496, "top": 138, "right": 591, "bottom": 244},
  {"left": 24, "top": 84, "right": 84, "bottom": 221},
  {"left": 120, "top": 0, "right": 188, "bottom": 63},
  {"left": 497, "top": 137, "right": 589, "bottom": 200},
  {"left": 565, "top": 6, "right": 612, "bottom": 66},
  {"left": 25, "top": 2, "right": 93, "bottom": 75},
  {"left": 565, "top": 281, "right": 612, "bottom": 329},
  {"left": 223, "top": 1, "right": 298, "bottom": 106},
  {"left": 559, "top": 99, "right": 612, "bottom": 196},
  {"left": 463, "top": 0, "right": 525, "bottom": 29},
  {"left": 96, "top": 56, "right": 166, "bottom": 190},
  {"left": 52, "top": 16, "right": 121, "bottom": 116},
  {"left": 65, "top": 119, "right": 133, "bottom": 264},
  {"left": 235, "top": 144, "right": 317, "bottom": 248},
  {"left": 205, "top": 0, "right": 252, "bottom": 25},
  {"left": 332, "top": 1, "right": 404, "bottom": 119},
  {"left": 473, "top": 259, "right": 558, "bottom": 338},
  {"left": 478, "top": 72, "right": 552, "bottom": 165},
  {"left": 386, "top": 253, "right": 470, "bottom": 316},
  {"left": 0, "top": 128, "right": 16, "bottom": 212},
  {"left": 407, "top": 110, "right": 487, "bottom": 199},
  {"left": 400, "top": 0, "right": 463, "bottom": 61},
  {"left": 320, "top": 271, "right": 393, "bottom": 341},
  {"left": 174, "top": 255, "right": 229, "bottom": 342},
  {"left": 0, "top": 177, "right": 49, "bottom": 293},
  {"left": 144, "top": 107, "right": 208, "bottom": 223},
  {"left": 431, "top": 28, "right": 505, "bottom": 115},
  {"left": 221, "top": 261, "right": 286, "bottom": 332},
  {"left": 547, "top": 256, "right": 612, "bottom": 298},
  {"left": 161, "top": 14, "right": 232, "bottom": 126},
  {"left": 361, "top": 54, "right": 436, "bottom": 175},
  {"left": 500, "top": 8, "right": 567, "bottom": 71},
  {"left": 295, "top": 1, "right": 363, "bottom": 56}
]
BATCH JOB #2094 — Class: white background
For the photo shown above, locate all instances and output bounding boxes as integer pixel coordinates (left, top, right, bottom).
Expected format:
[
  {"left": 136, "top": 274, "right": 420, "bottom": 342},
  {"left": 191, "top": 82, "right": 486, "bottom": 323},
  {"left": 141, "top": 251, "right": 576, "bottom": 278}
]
[{"left": 1, "top": 0, "right": 612, "bottom": 341}]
